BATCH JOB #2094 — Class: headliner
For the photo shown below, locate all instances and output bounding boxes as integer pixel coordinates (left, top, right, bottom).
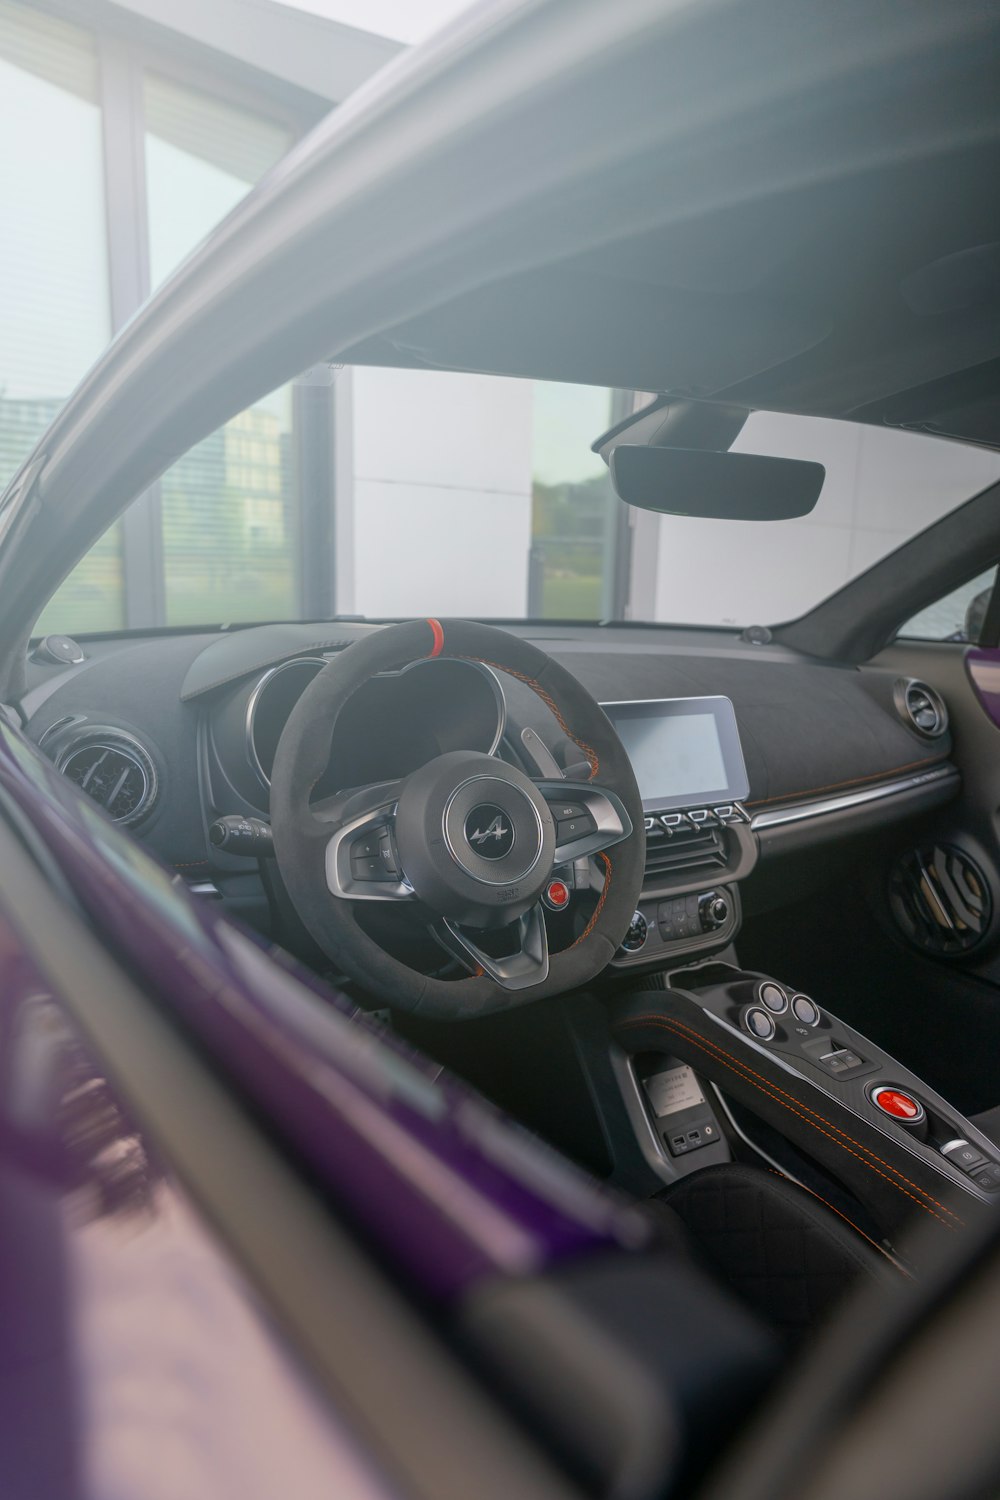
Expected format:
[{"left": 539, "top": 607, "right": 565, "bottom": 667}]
[{"left": 342, "top": 129, "right": 1000, "bottom": 448}]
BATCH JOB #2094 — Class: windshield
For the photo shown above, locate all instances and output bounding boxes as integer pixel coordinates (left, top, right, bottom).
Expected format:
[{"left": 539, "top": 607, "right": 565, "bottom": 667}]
[{"left": 34, "top": 366, "right": 1000, "bottom": 636}]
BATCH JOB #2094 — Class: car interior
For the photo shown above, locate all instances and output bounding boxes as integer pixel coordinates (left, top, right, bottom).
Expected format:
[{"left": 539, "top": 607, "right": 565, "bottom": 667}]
[
  {"left": 6, "top": 2, "right": 1000, "bottom": 1494},
  {"left": 16, "top": 431, "right": 1000, "bottom": 1497}
]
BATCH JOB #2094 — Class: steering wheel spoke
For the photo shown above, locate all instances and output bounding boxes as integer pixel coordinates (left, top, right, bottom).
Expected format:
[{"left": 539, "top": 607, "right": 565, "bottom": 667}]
[
  {"left": 437, "top": 902, "right": 550, "bottom": 991},
  {"left": 535, "top": 779, "right": 633, "bottom": 863},
  {"left": 320, "top": 780, "right": 415, "bottom": 902}
]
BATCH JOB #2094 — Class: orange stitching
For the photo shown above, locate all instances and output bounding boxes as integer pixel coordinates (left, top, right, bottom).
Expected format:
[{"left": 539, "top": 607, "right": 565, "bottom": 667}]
[
  {"left": 570, "top": 852, "right": 611, "bottom": 947},
  {"left": 746, "top": 755, "right": 948, "bottom": 808},
  {"left": 456, "top": 655, "right": 600, "bottom": 778},
  {"left": 764, "top": 1169, "right": 913, "bottom": 1279},
  {"left": 628, "top": 1012, "right": 964, "bottom": 1224},
  {"left": 626, "top": 1017, "right": 955, "bottom": 1228},
  {"left": 616, "top": 1015, "right": 961, "bottom": 1229}
]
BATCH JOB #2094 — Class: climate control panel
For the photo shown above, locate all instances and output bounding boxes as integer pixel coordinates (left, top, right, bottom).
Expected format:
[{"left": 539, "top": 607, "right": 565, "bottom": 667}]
[{"left": 613, "top": 883, "right": 739, "bottom": 966}]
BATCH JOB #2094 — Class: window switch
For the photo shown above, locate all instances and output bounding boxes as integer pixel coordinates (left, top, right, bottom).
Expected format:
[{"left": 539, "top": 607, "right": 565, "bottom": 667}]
[{"left": 818, "top": 1047, "right": 865, "bottom": 1077}]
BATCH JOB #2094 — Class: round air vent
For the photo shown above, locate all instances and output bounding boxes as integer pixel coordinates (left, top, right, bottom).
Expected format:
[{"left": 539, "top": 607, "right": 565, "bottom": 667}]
[
  {"left": 888, "top": 844, "right": 992, "bottom": 956},
  {"left": 57, "top": 731, "right": 158, "bottom": 826},
  {"left": 893, "top": 678, "right": 948, "bottom": 738}
]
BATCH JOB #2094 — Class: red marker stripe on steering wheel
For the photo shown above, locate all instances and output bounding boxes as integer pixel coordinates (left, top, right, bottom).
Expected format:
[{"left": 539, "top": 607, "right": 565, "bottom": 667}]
[{"left": 426, "top": 618, "right": 445, "bottom": 657}]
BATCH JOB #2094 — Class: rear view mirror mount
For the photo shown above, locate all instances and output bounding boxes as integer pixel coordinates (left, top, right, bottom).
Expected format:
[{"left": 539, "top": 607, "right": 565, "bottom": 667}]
[{"left": 610, "top": 443, "right": 825, "bottom": 521}]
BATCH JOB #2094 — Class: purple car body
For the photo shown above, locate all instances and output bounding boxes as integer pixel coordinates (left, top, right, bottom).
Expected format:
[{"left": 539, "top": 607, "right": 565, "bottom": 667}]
[
  {"left": 0, "top": 902, "right": 399, "bottom": 1500},
  {"left": 0, "top": 714, "right": 647, "bottom": 1496}
]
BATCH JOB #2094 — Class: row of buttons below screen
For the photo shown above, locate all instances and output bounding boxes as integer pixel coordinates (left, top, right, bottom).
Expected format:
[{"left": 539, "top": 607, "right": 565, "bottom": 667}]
[{"left": 645, "top": 805, "right": 747, "bottom": 837}]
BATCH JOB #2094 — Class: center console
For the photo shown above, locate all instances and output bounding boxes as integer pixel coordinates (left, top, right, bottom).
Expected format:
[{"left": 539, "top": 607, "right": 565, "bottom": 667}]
[
  {"left": 586, "top": 696, "right": 991, "bottom": 1262},
  {"left": 609, "top": 966, "right": 999, "bottom": 1257},
  {"left": 601, "top": 696, "right": 756, "bottom": 968}
]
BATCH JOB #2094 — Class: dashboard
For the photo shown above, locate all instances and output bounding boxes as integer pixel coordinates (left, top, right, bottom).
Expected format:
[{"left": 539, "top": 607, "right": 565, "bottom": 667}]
[{"left": 20, "top": 620, "right": 960, "bottom": 975}]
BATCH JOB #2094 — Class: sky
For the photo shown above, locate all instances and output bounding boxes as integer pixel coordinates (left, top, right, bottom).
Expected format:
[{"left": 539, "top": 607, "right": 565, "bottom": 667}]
[{"left": 272, "top": 0, "right": 474, "bottom": 44}]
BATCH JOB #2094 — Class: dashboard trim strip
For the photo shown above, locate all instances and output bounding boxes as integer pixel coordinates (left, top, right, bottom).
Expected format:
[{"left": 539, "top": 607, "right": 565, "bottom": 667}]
[{"left": 749, "top": 764, "right": 959, "bottom": 831}]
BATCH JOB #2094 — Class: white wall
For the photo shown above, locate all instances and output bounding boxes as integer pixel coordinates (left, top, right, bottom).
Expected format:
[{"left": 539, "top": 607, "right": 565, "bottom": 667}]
[
  {"left": 338, "top": 368, "right": 1000, "bottom": 627},
  {"left": 649, "top": 413, "right": 1000, "bottom": 627},
  {"left": 345, "top": 366, "right": 534, "bottom": 618}
]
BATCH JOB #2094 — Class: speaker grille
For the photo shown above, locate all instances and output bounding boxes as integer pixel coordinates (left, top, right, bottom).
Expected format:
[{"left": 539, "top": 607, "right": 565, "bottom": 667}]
[{"left": 889, "top": 844, "right": 991, "bottom": 955}]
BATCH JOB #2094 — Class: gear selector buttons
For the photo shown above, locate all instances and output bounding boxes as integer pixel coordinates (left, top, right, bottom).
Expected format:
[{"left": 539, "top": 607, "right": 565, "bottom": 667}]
[{"left": 742, "top": 1006, "right": 776, "bottom": 1041}]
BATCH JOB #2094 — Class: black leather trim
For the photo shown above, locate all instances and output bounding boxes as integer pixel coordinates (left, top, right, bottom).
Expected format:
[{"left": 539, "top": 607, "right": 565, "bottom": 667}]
[
  {"left": 697, "top": 1181, "right": 1000, "bottom": 1500},
  {"left": 660, "top": 1163, "right": 898, "bottom": 1345},
  {"left": 609, "top": 989, "right": 981, "bottom": 1254}
]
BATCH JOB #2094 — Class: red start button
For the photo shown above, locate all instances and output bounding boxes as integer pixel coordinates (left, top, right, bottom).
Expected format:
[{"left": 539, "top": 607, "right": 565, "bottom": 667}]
[
  {"left": 544, "top": 880, "right": 571, "bottom": 910},
  {"left": 872, "top": 1087, "right": 923, "bottom": 1121}
]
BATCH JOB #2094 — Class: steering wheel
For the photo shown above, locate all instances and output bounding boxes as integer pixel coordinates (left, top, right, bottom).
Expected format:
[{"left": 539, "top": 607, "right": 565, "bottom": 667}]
[{"left": 269, "top": 619, "right": 645, "bottom": 1018}]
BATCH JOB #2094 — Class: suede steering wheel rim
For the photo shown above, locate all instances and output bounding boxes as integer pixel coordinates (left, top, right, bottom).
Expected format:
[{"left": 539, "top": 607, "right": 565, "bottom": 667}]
[{"left": 269, "top": 618, "right": 645, "bottom": 1018}]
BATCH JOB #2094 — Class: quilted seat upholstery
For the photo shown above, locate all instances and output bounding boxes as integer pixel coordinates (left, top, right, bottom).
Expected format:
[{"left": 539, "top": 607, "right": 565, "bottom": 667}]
[{"left": 658, "top": 1163, "right": 899, "bottom": 1345}]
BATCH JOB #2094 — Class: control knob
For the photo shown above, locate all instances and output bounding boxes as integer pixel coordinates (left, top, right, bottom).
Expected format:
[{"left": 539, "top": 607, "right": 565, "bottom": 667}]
[
  {"left": 621, "top": 911, "right": 648, "bottom": 953},
  {"left": 699, "top": 891, "right": 730, "bottom": 930}
]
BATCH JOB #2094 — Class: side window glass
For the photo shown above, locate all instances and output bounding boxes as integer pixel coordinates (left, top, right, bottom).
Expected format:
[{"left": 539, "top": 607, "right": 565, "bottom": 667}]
[{"left": 897, "top": 567, "right": 997, "bottom": 643}]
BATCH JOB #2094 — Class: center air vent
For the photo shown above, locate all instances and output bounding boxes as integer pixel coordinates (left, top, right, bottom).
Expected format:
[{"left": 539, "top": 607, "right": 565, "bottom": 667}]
[
  {"left": 888, "top": 844, "right": 992, "bottom": 956},
  {"left": 644, "top": 823, "right": 727, "bottom": 882},
  {"left": 894, "top": 678, "right": 948, "bottom": 738},
  {"left": 58, "top": 732, "right": 157, "bottom": 826}
]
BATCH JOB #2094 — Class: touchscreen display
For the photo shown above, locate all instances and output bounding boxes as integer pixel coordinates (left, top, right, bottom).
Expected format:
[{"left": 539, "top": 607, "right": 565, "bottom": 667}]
[{"left": 602, "top": 696, "right": 749, "bottom": 812}]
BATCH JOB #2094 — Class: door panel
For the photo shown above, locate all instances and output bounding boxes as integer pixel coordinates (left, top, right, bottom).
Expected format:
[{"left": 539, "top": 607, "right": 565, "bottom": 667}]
[{"left": 872, "top": 641, "right": 1000, "bottom": 985}]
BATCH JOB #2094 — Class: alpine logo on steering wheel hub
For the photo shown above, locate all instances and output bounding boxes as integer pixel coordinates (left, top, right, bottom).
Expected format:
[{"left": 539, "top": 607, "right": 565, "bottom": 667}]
[{"left": 465, "top": 804, "right": 515, "bottom": 859}]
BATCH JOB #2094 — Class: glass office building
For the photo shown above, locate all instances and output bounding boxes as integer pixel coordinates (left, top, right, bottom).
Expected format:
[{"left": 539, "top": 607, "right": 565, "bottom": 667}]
[{"left": 3, "top": 0, "right": 998, "bottom": 637}]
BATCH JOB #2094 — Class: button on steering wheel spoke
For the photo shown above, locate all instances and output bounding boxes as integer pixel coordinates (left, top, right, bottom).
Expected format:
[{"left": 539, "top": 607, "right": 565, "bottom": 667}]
[
  {"left": 535, "top": 779, "right": 633, "bottom": 863},
  {"left": 320, "top": 779, "right": 415, "bottom": 902}
]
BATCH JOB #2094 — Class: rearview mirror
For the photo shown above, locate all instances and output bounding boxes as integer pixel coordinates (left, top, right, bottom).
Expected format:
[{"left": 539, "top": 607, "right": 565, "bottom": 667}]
[{"left": 610, "top": 444, "right": 825, "bottom": 521}]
